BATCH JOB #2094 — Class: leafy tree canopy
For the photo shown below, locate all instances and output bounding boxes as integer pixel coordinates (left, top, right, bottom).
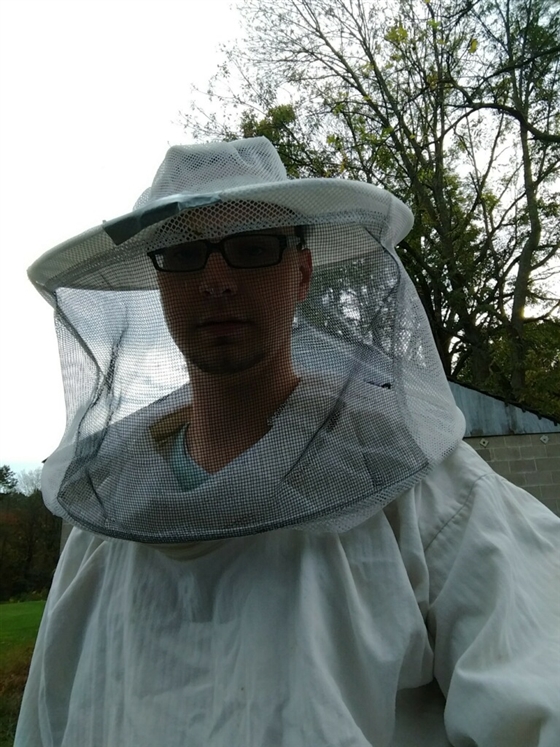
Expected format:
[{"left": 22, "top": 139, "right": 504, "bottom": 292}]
[{"left": 183, "top": 0, "right": 560, "bottom": 418}]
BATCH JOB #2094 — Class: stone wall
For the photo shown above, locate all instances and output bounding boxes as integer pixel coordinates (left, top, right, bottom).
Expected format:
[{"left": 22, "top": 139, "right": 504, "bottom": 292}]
[{"left": 465, "top": 432, "right": 560, "bottom": 517}]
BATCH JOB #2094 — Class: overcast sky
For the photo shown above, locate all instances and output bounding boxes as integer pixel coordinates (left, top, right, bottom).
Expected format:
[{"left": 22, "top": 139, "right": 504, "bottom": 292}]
[{"left": 0, "top": 0, "right": 240, "bottom": 472}]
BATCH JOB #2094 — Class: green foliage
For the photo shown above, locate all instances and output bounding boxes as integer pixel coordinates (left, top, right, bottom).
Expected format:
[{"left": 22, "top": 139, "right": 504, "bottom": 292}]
[
  {"left": 523, "top": 321, "right": 560, "bottom": 417},
  {"left": 457, "top": 320, "right": 560, "bottom": 419},
  {"left": 238, "top": 104, "right": 338, "bottom": 178},
  {"left": 0, "top": 471, "right": 61, "bottom": 602},
  {"left": 385, "top": 24, "right": 409, "bottom": 44}
]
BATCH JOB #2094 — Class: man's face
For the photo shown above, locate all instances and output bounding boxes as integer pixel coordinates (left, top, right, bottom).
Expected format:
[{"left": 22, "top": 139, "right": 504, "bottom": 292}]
[{"left": 157, "top": 226, "right": 312, "bottom": 376}]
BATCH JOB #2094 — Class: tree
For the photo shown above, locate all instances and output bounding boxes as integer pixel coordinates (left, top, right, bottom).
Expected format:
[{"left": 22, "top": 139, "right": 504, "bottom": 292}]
[
  {"left": 454, "top": 0, "right": 560, "bottom": 397},
  {"left": 182, "top": 0, "right": 560, "bottom": 417},
  {"left": 18, "top": 467, "right": 43, "bottom": 496},
  {"left": 0, "top": 464, "right": 18, "bottom": 493},
  {"left": 0, "top": 465, "right": 60, "bottom": 601}
]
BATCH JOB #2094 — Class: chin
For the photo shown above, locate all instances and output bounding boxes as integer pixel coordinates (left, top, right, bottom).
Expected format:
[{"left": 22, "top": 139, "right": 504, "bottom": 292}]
[{"left": 190, "top": 350, "right": 267, "bottom": 376}]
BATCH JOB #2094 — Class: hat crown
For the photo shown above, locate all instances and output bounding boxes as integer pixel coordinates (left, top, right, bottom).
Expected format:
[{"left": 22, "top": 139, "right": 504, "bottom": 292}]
[{"left": 134, "top": 137, "right": 288, "bottom": 209}]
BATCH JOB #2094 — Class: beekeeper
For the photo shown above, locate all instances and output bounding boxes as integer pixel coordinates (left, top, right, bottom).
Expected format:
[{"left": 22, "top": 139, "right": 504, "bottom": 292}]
[{"left": 16, "top": 138, "right": 559, "bottom": 746}]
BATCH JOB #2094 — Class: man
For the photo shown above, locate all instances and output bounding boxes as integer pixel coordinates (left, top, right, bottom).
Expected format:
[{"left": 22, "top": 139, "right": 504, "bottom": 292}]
[{"left": 17, "top": 138, "right": 559, "bottom": 745}]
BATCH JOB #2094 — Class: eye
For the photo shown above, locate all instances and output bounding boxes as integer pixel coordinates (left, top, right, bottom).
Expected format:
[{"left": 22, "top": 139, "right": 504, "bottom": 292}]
[
  {"left": 241, "top": 243, "right": 266, "bottom": 257},
  {"left": 226, "top": 235, "right": 279, "bottom": 267},
  {"left": 163, "top": 242, "right": 205, "bottom": 269},
  {"left": 170, "top": 247, "right": 196, "bottom": 260}
]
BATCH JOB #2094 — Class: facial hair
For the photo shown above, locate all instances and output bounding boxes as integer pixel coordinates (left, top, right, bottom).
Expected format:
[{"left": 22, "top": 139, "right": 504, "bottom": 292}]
[{"left": 188, "top": 341, "right": 267, "bottom": 375}]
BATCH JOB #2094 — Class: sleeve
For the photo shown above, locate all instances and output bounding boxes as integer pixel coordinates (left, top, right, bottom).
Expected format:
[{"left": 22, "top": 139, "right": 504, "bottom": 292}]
[{"left": 425, "top": 472, "right": 560, "bottom": 747}]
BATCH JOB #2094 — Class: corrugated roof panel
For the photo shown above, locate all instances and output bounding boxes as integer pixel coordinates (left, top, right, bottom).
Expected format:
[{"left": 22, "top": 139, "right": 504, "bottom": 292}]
[{"left": 449, "top": 382, "right": 560, "bottom": 436}]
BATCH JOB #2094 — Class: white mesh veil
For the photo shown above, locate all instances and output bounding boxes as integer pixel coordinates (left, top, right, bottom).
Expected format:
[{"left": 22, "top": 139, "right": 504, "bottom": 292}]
[{"left": 29, "top": 137, "right": 465, "bottom": 542}]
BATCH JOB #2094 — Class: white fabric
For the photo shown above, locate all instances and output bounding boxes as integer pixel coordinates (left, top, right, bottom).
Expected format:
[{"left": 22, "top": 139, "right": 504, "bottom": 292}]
[
  {"left": 27, "top": 138, "right": 414, "bottom": 292},
  {"left": 42, "top": 374, "right": 462, "bottom": 542},
  {"left": 16, "top": 442, "right": 560, "bottom": 746},
  {"left": 134, "top": 139, "right": 290, "bottom": 207}
]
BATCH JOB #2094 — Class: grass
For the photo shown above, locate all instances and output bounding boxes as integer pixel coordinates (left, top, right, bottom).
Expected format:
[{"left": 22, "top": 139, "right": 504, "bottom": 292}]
[{"left": 0, "top": 601, "right": 45, "bottom": 747}]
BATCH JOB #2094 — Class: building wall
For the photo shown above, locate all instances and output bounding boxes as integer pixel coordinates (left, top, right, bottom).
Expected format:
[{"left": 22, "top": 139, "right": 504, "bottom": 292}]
[{"left": 465, "top": 432, "right": 560, "bottom": 517}]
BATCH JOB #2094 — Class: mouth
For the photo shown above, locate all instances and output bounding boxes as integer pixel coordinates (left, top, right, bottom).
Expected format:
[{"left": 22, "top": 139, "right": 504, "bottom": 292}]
[{"left": 197, "top": 317, "right": 250, "bottom": 335}]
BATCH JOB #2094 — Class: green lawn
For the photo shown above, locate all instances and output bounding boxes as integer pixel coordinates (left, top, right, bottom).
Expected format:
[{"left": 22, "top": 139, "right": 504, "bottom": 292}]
[{"left": 0, "top": 601, "right": 45, "bottom": 747}]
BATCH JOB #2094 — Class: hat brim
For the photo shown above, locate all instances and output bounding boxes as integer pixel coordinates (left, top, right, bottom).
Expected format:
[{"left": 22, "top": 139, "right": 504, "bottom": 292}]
[{"left": 28, "top": 179, "right": 413, "bottom": 294}]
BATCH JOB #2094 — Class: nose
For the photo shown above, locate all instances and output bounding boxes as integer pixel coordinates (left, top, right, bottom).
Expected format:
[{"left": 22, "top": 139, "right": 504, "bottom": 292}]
[{"left": 199, "top": 251, "right": 238, "bottom": 298}]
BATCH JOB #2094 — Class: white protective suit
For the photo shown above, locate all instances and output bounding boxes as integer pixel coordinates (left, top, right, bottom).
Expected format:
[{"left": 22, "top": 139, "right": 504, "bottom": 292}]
[{"left": 15, "top": 437, "right": 560, "bottom": 746}]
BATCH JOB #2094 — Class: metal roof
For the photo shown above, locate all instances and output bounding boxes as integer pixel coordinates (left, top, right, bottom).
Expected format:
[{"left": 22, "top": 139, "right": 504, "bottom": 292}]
[{"left": 449, "top": 382, "right": 560, "bottom": 436}]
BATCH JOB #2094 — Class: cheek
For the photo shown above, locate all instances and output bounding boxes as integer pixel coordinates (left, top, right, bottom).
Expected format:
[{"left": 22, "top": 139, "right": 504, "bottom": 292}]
[
  {"left": 159, "top": 277, "right": 196, "bottom": 310},
  {"left": 258, "top": 273, "right": 300, "bottom": 328},
  {"left": 157, "top": 279, "right": 197, "bottom": 336}
]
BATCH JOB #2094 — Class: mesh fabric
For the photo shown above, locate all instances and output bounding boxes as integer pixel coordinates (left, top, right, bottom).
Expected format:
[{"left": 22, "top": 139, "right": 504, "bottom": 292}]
[{"left": 31, "top": 138, "right": 464, "bottom": 542}]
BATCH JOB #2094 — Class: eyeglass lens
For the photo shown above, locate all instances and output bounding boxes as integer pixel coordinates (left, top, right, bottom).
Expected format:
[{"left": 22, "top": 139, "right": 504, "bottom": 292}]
[{"left": 155, "top": 235, "right": 284, "bottom": 272}]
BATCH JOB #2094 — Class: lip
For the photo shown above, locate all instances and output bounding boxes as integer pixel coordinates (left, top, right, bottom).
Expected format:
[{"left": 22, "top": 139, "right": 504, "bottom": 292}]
[
  {"left": 198, "top": 318, "right": 250, "bottom": 335},
  {"left": 199, "top": 316, "right": 248, "bottom": 326}
]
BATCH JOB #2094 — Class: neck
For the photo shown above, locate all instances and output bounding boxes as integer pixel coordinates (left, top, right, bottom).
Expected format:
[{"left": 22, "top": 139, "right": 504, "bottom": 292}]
[{"left": 186, "top": 360, "right": 300, "bottom": 473}]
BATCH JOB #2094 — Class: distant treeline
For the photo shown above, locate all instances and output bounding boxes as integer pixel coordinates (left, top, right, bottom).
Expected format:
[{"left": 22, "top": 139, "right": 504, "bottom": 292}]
[{"left": 0, "top": 465, "right": 61, "bottom": 601}]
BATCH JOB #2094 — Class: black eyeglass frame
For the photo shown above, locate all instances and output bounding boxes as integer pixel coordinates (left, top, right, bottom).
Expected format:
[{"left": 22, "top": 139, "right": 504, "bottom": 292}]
[{"left": 147, "top": 230, "right": 304, "bottom": 273}]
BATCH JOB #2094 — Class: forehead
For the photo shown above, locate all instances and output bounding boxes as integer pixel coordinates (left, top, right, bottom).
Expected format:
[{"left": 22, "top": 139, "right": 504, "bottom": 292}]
[{"left": 152, "top": 200, "right": 300, "bottom": 245}]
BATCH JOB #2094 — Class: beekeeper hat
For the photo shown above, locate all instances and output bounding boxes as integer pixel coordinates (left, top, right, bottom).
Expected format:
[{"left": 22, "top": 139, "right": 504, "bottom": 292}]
[{"left": 28, "top": 137, "right": 413, "bottom": 294}]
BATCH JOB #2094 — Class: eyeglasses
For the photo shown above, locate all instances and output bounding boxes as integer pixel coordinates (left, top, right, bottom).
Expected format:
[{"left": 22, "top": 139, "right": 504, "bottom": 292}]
[{"left": 147, "top": 233, "right": 302, "bottom": 273}]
